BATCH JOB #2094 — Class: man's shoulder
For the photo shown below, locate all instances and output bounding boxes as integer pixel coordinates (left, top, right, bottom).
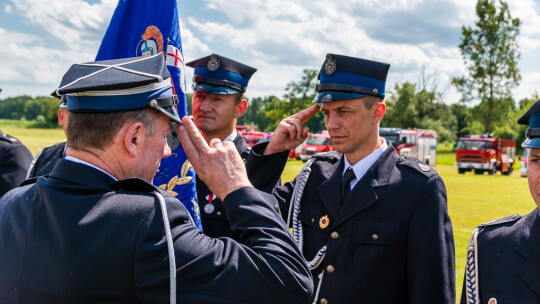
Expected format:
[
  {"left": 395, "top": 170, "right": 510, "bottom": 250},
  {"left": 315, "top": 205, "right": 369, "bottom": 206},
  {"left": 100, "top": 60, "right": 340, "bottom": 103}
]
[
  {"left": 40, "top": 142, "right": 66, "bottom": 154},
  {"left": 312, "top": 151, "right": 341, "bottom": 164},
  {"left": 476, "top": 214, "right": 525, "bottom": 246},
  {"left": 395, "top": 155, "right": 439, "bottom": 179}
]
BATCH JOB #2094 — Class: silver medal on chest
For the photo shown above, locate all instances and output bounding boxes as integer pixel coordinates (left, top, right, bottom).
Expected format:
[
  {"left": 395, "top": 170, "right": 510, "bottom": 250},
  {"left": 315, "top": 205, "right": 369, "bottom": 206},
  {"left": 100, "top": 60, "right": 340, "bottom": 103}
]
[{"left": 204, "top": 203, "right": 215, "bottom": 214}]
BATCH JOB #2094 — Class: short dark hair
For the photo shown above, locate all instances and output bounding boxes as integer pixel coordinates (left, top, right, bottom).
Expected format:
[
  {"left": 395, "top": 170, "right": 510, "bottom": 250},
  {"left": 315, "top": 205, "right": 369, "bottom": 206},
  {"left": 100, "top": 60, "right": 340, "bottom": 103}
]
[
  {"left": 234, "top": 93, "right": 245, "bottom": 105},
  {"left": 67, "top": 108, "right": 159, "bottom": 151},
  {"left": 363, "top": 95, "right": 383, "bottom": 109}
]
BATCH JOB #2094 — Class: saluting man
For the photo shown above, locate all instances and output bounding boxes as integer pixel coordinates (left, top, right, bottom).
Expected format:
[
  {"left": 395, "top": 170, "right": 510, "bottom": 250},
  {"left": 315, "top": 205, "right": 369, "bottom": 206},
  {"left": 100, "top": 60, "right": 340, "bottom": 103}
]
[
  {"left": 461, "top": 100, "right": 540, "bottom": 304},
  {"left": 263, "top": 53, "right": 456, "bottom": 303},
  {"left": 186, "top": 54, "right": 317, "bottom": 239}
]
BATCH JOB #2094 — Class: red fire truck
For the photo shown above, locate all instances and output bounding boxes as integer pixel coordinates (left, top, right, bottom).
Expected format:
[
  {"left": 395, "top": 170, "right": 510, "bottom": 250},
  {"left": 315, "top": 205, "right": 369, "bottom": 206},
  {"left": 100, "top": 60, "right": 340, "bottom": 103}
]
[
  {"left": 300, "top": 131, "right": 335, "bottom": 162},
  {"left": 455, "top": 135, "right": 516, "bottom": 175},
  {"left": 379, "top": 128, "right": 438, "bottom": 165}
]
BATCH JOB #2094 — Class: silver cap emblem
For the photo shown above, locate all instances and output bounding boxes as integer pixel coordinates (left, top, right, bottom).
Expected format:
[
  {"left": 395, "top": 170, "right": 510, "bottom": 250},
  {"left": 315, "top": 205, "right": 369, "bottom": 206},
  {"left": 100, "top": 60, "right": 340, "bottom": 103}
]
[
  {"left": 207, "top": 54, "right": 221, "bottom": 72},
  {"left": 324, "top": 54, "right": 337, "bottom": 75}
]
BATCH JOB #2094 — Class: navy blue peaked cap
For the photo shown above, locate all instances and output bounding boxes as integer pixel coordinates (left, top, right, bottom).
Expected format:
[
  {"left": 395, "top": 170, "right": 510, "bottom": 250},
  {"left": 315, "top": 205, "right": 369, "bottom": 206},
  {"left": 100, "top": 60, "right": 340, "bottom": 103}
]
[
  {"left": 186, "top": 54, "right": 257, "bottom": 95},
  {"left": 519, "top": 99, "right": 540, "bottom": 148},
  {"left": 55, "top": 53, "right": 181, "bottom": 123},
  {"left": 313, "top": 54, "right": 390, "bottom": 103}
]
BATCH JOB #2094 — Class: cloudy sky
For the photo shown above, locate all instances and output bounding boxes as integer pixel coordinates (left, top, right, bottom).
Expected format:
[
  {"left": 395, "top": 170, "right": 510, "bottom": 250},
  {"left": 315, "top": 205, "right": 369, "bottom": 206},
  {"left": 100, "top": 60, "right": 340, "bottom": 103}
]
[{"left": 2, "top": 0, "right": 540, "bottom": 104}]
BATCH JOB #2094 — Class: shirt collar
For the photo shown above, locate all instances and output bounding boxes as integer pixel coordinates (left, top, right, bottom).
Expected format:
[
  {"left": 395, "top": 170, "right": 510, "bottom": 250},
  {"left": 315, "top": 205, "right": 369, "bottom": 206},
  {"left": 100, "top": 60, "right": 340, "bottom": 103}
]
[
  {"left": 64, "top": 155, "right": 118, "bottom": 181},
  {"left": 343, "top": 139, "right": 388, "bottom": 186},
  {"left": 223, "top": 129, "right": 238, "bottom": 142}
]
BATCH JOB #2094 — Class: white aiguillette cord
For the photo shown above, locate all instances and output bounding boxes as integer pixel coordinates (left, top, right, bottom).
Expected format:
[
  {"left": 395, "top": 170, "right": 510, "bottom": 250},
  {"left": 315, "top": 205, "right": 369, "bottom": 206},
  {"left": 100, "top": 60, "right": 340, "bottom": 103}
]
[
  {"left": 153, "top": 191, "right": 177, "bottom": 304},
  {"left": 287, "top": 158, "right": 327, "bottom": 303}
]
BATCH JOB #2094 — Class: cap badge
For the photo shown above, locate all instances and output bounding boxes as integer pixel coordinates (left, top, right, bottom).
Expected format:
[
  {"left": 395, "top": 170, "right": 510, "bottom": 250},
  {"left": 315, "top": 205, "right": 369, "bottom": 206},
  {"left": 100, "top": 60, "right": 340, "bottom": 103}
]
[
  {"left": 324, "top": 54, "right": 337, "bottom": 75},
  {"left": 319, "top": 215, "right": 330, "bottom": 229},
  {"left": 418, "top": 163, "right": 431, "bottom": 172},
  {"left": 207, "top": 54, "right": 221, "bottom": 72}
]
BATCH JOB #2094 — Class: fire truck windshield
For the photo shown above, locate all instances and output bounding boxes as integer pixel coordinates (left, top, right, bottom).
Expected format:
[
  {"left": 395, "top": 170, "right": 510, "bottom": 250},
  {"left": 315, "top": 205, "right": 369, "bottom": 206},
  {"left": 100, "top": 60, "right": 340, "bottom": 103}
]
[
  {"left": 457, "top": 140, "right": 495, "bottom": 150},
  {"left": 307, "top": 136, "right": 329, "bottom": 145}
]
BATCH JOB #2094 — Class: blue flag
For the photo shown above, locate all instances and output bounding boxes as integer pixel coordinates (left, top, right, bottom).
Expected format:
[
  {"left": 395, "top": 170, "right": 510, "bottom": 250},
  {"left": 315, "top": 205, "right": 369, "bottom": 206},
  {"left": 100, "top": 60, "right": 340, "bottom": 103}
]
[{"left": 96, "top": 0, "right": 202, "bottom": 230}]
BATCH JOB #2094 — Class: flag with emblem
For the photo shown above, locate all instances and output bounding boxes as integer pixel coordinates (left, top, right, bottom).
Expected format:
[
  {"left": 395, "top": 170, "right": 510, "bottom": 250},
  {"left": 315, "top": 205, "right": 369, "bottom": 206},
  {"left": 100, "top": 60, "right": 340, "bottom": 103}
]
[{"left": 95, "top": 0, "right": 202, "bottom": 230}]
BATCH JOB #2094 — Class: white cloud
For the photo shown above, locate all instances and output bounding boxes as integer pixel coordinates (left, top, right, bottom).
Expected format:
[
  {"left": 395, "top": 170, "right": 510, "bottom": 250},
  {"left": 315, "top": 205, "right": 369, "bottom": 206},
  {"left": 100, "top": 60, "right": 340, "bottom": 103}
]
[
  {"left": 9, "top": 0, "right": 116, "bottom": 47},
  {"left": 1, "top": 0, "right": 539, "bottom": 105}
]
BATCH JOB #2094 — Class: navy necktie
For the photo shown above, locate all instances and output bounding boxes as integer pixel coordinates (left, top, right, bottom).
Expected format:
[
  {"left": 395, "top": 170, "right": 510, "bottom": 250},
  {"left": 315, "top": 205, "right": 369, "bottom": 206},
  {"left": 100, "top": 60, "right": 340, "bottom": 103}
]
[{"left": 341, "top": 168, "right": 356, "bottom": 204}]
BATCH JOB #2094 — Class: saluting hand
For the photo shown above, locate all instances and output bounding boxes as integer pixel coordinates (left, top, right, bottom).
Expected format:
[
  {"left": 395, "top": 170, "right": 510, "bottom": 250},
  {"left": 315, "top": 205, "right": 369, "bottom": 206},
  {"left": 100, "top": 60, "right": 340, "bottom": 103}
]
[
  {"left": 177, "top": 116, "right": 252, "bottom": 200},
  {"left": 264, "top": 104, "right": 320, "bottom": 155}
]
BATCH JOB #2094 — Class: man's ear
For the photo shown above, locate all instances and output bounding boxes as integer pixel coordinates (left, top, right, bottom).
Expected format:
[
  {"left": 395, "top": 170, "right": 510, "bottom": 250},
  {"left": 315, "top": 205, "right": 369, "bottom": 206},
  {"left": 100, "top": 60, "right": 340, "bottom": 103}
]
[
  {"left": 373, "top": 102, "right": 386, "bottom": 124},
  {"left": 122, "top": 122, "right": 145, "bottom": 158},
  {"left": 234, "top": 98, "right": 248, "bottom": 119}
]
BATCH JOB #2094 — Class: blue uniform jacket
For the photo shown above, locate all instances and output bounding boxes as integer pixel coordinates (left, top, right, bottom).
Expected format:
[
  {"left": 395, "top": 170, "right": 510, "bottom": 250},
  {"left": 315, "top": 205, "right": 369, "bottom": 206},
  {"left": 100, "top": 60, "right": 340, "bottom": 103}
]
[
  {"left": 273, "top": 144, "right": 455, "bottom": 303},
  {"left": 460, "top": 209, "right": 540, "bottom": 304},
  {"left": 0, "top": 158, "right": 313, "bottom": 303}
]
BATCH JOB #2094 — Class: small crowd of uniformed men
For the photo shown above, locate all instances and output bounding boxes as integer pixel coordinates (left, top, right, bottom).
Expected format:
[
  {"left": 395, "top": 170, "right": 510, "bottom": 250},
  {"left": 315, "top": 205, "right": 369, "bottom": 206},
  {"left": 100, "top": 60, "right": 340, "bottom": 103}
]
[{"left": 0, "top": 51, "right": 539, "bottom": 304}]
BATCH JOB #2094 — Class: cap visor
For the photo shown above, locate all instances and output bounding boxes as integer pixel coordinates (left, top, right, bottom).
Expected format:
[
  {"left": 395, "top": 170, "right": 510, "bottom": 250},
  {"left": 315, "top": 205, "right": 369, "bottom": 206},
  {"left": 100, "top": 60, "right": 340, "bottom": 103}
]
[
  {"left": 156, "top": 106, "right": 182, "bottom": 124},
  {"left": 192, "top": 83, "right": 241, "bottom": 95},
  {"left": 522, "top": 137, "right": 540, "bottom": 149}
]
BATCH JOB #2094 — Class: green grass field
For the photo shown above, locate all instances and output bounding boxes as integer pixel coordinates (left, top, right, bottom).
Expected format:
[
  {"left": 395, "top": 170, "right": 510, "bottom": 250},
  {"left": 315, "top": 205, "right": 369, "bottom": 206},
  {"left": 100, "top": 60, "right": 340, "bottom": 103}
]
[
  {"left": 1, "top": 119, "right": 66, "bottom": 155},
  {"left": 2, "top": 120, "right": 534, "bottom": 301}
]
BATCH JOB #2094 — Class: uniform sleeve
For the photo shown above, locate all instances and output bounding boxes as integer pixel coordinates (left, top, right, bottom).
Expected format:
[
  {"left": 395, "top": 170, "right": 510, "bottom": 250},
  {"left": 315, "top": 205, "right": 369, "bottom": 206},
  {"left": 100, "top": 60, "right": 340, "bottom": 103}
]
[
  {"left": 133, "top": 187, "right": 313, "bottom": 304},
  {"left": 0, "top": 143, "right": 33, "bottom": 197},
  {"left": 245, "top": 142, "right": 289, "bottom": 193},
  {"left": 407, "top": 175, "right": 455, "bottom": 303}
]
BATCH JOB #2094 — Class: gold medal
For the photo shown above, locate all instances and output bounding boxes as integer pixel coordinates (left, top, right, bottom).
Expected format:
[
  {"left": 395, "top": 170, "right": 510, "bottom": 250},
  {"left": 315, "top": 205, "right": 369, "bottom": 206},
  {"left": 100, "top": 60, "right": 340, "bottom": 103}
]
[{"left": 319, "top": 215, "right": 330, "bottom": 229}]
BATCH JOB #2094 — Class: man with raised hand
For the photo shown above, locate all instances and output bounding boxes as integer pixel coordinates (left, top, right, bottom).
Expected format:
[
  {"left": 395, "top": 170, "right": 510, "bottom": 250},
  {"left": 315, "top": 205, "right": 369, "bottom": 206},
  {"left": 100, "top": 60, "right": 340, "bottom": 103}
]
[
  {"left": 0, "top": 54, "right": 313, "bottom": 304},
  {"left": 263, "top": 53, "right": 455, "bottom": 304}
]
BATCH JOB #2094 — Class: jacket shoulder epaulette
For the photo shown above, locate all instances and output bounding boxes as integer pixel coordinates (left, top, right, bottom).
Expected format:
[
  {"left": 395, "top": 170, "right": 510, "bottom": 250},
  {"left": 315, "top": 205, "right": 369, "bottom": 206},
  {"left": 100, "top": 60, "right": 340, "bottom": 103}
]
[
  {"left": 478, "top": 214, "right": 521, "bottom": 229},
  {"left": 42, "top": 142, "right": 65, "bottom": 150},
  {"left": 0, "top": 133, "right": 20, "bottom": 144},
  {"left": 396, "top": 156, "right": 437, "bottom": 177},
  {"left": 313, "top": 150, "right": 341, "bottom": 160}
]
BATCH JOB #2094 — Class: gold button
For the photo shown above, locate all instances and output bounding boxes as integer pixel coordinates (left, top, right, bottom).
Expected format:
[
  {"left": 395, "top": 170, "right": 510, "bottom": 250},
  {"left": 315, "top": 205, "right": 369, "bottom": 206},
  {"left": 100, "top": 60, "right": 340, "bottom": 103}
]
[
  {"left": 216, "top": 211, "right": 222, "bottom": 216},
  {"left": 488, "top": 298, "right": 497, "bottom": 304},
  {"left": 372, "top": 234, "right": 378, "bottom": 240},
  {"left": 320, "top": 298, "right": 328, "bottom": 304},
  {"left": 311, "top": 218, "right": 315, "bottom": 223},
  {"left": 331, "top": 231, "right": 339, "bottom": 239},
  {"left": 326, "top": 265, "right": 334, "bottom": 273}
]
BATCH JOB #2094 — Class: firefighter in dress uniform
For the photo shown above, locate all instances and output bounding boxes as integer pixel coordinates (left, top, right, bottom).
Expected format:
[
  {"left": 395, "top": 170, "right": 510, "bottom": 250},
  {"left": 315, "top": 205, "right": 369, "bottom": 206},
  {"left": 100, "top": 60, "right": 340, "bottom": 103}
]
[
  {"left": 461, "top": 99, "right": 540, "bottom": 304},
  {"left": 261, "top": 53, "right": 456, "bottom": 303},
  {"left": 0, "top": 53, "right": 313, "bottom": 303},
  {"left": 186, "top": 54, "right": 318, "bottom": 240}
]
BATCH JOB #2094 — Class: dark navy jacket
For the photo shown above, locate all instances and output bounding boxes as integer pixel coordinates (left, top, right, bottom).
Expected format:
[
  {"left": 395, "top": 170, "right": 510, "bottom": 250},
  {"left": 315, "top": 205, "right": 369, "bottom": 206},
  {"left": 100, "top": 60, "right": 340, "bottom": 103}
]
[
  {"left": 197, "top": 137, "right": 287, "bottom": 239},
  {"left": 0, "top": 129, "right": 33, "bottom": 197},
  {"left": 26, "top": 141, "right": 66, "bottom": 179},
  {"left": 460, "top": 209, "right": 540, "bottom": 304},
  {"left": 0, "top": 159, "right": 313, "bottom": 303},
  {"left": 273, "top": 145, "right": 455, "bottom": 303}
]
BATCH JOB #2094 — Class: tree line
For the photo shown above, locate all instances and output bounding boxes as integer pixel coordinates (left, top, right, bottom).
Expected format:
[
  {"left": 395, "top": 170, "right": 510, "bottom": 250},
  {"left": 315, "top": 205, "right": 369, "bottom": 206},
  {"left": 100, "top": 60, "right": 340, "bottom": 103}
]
[{"left": 0, "top": 0, "right": 532, "bottom": 150}]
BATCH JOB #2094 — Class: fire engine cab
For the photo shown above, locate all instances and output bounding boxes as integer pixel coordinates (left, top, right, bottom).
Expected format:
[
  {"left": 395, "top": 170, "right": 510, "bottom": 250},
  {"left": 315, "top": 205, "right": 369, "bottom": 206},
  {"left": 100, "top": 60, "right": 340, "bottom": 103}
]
[
  {"left": 379, "top": 128, "right": 438, "bottom": 166},
  {"left": 455, "top": 135, "right": 516, "bottom": 175}
]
